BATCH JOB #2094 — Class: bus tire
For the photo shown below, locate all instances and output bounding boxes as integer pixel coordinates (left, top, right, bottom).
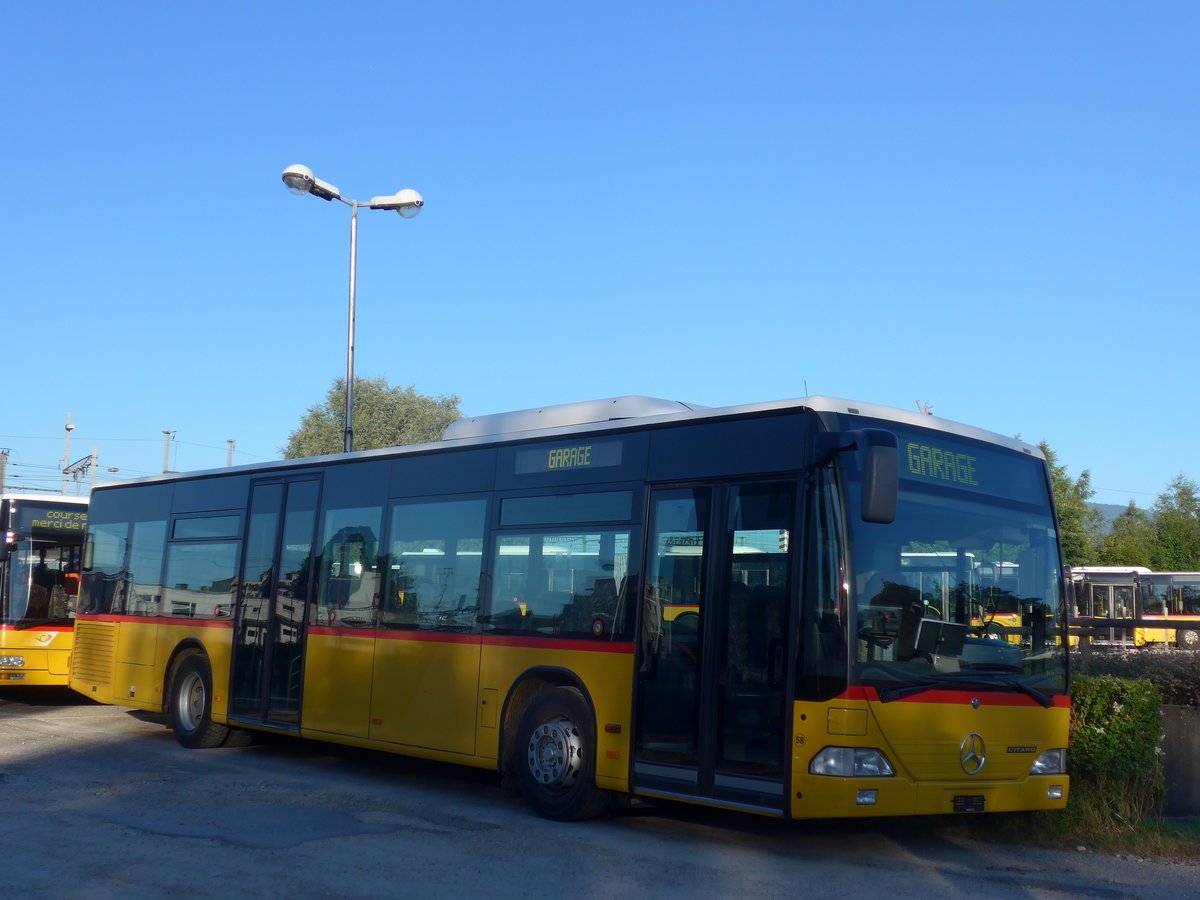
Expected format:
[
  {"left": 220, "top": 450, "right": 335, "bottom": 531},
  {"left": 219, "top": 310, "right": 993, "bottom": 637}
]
[
  {"left": 1176, "top": 629, "right": 1200, "bottom": 650},
  {"left": 168, "top": 653, "right": 231, "bottom": 749},
  {"left": 516, "top": 687, "right": 610, "bottom": 821}
]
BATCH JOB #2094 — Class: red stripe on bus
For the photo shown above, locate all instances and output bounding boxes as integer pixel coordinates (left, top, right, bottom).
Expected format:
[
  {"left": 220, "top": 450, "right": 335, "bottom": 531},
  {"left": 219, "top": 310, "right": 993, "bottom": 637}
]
[
  {"left": 482, "top": 635, "right": 635, "bottom": 654},
  {"left": 308, "top": 627, "right": 634, "bottom": 654},
  {"left": 307, "top": 626, "right": 479, "bottom": 645},
  {"left": 0, "top": 624, "right": 73, "bottom": 633},
  {"left": 841, "top": 684, "right": 1068, "bottom": 708}
]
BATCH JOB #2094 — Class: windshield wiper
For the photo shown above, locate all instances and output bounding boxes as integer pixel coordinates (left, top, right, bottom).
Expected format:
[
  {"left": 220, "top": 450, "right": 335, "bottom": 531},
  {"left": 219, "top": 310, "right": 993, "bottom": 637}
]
[
  {"left": 947, "top": 675, "right": 1055, "bottom": 709},
  {"left": 877, "top": 679, "right": 953, "bottom": 703},
  {"left": 13, "top": 618, "right": 57, "bottom": 631},
  {"left": 996, "top": 676, "right": 1054, "bottom": 709}
]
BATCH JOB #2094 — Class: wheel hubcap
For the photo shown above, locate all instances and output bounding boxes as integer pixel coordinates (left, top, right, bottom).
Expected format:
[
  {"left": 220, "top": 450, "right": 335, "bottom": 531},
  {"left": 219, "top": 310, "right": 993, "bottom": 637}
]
[
  {"left": 527, "top": 715, "right": 583, "bottom": 790},
  {"left": 177, "top": 672, "right": 204, "bottom": 732}
]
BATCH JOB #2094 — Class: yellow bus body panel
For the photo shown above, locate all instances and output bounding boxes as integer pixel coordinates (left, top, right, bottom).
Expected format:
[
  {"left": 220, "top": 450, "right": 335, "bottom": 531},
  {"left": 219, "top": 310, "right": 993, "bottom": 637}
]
[
  {"left": 301, "top": 629, "right": 486, "bottom": 756},
  {"left": 366, "top": 633, "right": 482, "bottom": 755},
  {"left": 70, "top": 619, "right": 234, "bottom": 716},
  {"left": 0, "top": 628, "right": 73, "bottom": 685},
  {"left": 301, "top": 630, "right": 376, "bottom": 738},
  {"left": 791, "top": 696, "right": 1070, "bottom": 818}
]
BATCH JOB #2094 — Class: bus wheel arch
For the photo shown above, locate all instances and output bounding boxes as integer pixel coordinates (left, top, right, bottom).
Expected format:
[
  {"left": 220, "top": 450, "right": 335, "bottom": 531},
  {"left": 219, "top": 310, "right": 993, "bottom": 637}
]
[
  {"left": 501, "top": 670, "right": 610, "bottom": 820},
  {"left": 160, "top": 640, "right": 209, "bottom": 716},
  {"left": 166, "top": 647, "right": 233, "bottom": 749},
  {"left": 1177, "top": 628, "right": 1200, "bottom": 650}
]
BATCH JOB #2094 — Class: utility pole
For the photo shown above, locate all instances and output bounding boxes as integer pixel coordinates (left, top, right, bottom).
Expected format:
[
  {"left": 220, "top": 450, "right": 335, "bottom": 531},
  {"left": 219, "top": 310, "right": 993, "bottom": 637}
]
[
  {"left": 162, "top": 430, "right": 175, "bottom": 474},
  {"left": 226, "top": 439, "right": 235, "bottom": 467},
  {"left": 62, "top": 413, "right": 75, "bottom": 494},
  {"left": 0, "top": 448, "right": 8, "bottom": 495}
]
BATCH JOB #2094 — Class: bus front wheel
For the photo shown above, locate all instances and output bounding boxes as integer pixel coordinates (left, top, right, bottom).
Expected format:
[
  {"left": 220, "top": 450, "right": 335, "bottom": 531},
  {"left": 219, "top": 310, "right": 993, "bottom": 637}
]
[
  {"left": 168, "top": 653, "right": 232, "bottom": 749},
  {"left": 1177, "top": 629, "right": 1200, "bottom": 650},
  {"left": 516, "top": 687, "right": 610, "bottom": 821}
]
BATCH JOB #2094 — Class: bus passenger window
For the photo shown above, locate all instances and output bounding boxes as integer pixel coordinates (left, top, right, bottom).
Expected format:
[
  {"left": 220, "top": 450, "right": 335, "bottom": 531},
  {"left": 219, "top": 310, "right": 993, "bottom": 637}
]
[
  {"left": 80, "top": 523, "right": 129, "bottom": 615},
  {"left": 483, "top": 530, "right": 632, "bottom": 640},
  {"left": 316, "top": 508, "right": 381, "bottom": 628},
  {"left": 163, "top": 542, "right": 238, "bottom": 618},
  {"left": 384, "top": 499, "right": 486, "bottom": 631}
]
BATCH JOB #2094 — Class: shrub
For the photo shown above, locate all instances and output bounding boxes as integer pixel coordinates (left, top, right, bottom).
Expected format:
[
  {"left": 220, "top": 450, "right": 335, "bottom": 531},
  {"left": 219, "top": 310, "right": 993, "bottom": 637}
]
[{"left": 1067, "top": 675, "right": 1166, "bottom": 830}]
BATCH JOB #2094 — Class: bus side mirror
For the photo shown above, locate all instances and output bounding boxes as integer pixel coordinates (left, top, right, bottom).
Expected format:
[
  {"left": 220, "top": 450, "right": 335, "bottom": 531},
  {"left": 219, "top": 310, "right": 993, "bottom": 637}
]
[
  {"left": 819, "top": 429, "right": 899, "bottom": 524},
  {"left": 857, "top": 430, "right": 898, "bottom": 524}
]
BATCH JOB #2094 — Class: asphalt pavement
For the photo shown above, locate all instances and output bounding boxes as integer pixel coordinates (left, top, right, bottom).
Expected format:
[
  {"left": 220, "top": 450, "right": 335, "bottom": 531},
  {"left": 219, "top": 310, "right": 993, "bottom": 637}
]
[{"left": 3, "top": 687, "right": 1198, "bottom": 900}]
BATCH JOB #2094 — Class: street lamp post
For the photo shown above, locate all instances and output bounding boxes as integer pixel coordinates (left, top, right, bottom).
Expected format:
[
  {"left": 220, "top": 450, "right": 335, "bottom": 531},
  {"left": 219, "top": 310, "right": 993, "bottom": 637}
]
[{"left": 282, "top": 164, "right": 424, "bottom": 453}]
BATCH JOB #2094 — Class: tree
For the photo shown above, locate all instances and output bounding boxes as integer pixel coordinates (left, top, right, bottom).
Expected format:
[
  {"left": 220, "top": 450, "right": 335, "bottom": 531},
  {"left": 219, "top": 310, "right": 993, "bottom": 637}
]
[
  {"left": 1039, "top": 441, "right": 1102, "bottom": 566},
  {"left": 1151, "top": 474, "right": 1200, "bottom": 570},
  {"left": 284, "top": 377, "right": 461, "bottom": 458},
  {"left": 1097, "top": 501, "right": 1157, "bottom": 567}
]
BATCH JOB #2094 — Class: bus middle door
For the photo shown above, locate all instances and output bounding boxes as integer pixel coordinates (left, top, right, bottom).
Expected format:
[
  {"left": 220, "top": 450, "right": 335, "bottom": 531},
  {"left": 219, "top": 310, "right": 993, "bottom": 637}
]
[{"left": 229, "top": 477, "right": 320, "bottom": 728}]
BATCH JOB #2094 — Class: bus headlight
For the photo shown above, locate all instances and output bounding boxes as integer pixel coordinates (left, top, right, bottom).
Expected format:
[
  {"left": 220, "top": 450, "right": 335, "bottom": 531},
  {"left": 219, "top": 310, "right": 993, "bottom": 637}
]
[
  {"left": 0, "top": 656, "right": 25, "bottom": 667},
  {"left": 1030, "top": 748, "right": 1067, "bottom": 775},
  {"left": 810, "top": 747, "right": 895, "bottom": 777}
]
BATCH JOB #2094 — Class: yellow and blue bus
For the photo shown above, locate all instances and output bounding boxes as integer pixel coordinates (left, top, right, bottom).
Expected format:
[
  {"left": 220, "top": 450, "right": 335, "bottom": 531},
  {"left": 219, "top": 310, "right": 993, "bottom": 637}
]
[
  {"left": 69, "top": 395, "right": 1069, "bottom": 820},
  {"left": 1, "top": 493, "right": 88, "bottom": 685},
  {"left": 1069, "top": 566, "right": 1200, "bottom": 649}
]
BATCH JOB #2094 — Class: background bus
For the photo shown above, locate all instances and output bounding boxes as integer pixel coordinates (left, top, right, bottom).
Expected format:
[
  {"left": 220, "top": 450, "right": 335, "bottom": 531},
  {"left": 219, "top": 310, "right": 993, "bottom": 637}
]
[
  {"left": 1, "top": 493, "right": 88, "bottom": 685},
  {"left": 70, "top": 394, "right": 1069, "bottom": 821},
  {"left": 1069, "top": 566, "right": 1200, "bottom": 649}
]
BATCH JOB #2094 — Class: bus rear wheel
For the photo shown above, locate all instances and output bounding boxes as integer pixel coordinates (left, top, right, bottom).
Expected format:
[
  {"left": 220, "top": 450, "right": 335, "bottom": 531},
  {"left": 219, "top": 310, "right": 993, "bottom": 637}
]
[
  {"left": 516, "top": 687, "right": 610, "bottom": 821},
  {"left": 169, "top": 653, "right": 232, "bottom": 749},
  {"left": 1177, "top": 629, "right": 1200, "bottom": 650}
]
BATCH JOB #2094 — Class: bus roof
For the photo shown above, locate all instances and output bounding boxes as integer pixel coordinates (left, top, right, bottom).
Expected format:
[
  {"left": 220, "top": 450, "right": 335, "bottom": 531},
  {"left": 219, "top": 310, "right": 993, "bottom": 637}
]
[
  {"left": 89, "top": 393, "right": 1046, "bottom": 491},
  {"left": 0, "top": 493, "right": 88, "bottom": 506},
  {"left": 442, "top": 395, "right": 709, "bottom": 440},
  {"left": 444, "top": 394, "right": 1042, "bottom": 455},
  {"left": 1069, "top": 566, "right": 1153, "bottom": 575}
]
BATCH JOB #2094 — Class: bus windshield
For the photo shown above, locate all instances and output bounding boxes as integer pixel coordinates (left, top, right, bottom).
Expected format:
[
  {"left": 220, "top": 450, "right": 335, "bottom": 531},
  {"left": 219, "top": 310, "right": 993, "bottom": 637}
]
[
  {"left": 3, "top": 539, "right": 81, "bottom": 628},
  {"left": 843, "top": 428, "right": 1066, "bottom": 698}
]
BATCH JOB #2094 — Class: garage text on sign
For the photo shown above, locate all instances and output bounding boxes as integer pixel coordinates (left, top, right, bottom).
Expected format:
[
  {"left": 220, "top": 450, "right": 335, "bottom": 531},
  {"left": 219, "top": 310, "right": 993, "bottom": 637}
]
[{"left": 905, "top": 442, "right": 979, "bottom": 487}]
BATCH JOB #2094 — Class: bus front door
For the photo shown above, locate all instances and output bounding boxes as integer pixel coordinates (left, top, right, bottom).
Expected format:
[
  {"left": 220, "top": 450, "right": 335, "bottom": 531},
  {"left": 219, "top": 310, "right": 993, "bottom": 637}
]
[
  {"left": 633, "top": 482, "right": 794, "bottom": 813},
  {"left": 1088, "top": 582, "right": 1135, "bottom": 646},
  {"left": 229, "top": 478, "right": 320, "bottom": 728}
]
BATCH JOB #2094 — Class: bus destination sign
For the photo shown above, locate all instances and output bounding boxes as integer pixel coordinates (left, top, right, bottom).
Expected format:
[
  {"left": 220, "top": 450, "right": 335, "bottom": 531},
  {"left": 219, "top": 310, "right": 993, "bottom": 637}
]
[
  {"left": 905, "top": 442, "right": 979, "bottom": 487},
  {"left": 892, "top": 429, "right": 1048, "bottom": 507},
  {"left": 515, "top": 440, "right": 623, "bottom": 475},
  {"left": 15, "top": 504, "right": 88, "bottom": 535}
]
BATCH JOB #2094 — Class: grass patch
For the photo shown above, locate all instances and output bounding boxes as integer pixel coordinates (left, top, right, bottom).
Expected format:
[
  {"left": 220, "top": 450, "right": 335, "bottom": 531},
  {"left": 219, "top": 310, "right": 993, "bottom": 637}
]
[{"left": 959, "top": 805, "right": 1200, "bottom": 859}]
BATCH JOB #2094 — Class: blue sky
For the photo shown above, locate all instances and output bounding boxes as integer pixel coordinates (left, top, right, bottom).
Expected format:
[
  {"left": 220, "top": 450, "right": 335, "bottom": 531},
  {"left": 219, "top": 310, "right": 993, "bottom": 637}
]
[{"left": 2, "top": 2, "right": 1196, "bottom": 507}]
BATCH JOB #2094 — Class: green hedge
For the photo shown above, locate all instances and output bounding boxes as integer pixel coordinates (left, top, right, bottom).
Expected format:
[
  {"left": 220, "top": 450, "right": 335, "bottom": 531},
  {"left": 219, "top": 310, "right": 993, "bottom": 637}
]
[{"left": 1068, "top": 675, "right": 1166, "bottom": 826}]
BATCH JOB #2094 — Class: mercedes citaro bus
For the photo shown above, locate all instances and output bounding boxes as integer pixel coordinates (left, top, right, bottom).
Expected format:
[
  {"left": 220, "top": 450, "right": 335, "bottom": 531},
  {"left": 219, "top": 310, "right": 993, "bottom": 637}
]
[{"left": 69, "top": 395, "right": 1068, "bottom": 820}]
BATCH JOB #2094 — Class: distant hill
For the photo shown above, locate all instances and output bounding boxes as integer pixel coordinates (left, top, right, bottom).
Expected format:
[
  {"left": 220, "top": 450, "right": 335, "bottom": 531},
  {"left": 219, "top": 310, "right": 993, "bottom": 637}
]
[{"left": 1091, "top": 502, "right": 1135, "bottom": 529}]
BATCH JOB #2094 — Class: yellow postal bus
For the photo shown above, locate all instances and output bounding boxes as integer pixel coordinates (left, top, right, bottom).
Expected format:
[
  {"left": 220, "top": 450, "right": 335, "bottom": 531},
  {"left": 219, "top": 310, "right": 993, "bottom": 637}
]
[
  {"left": 1069, "top": 566, "right": 1200, "bottom": 648},
  {"left": 70, "top": 395, "right": 1069, "bottom": 820},
  {"left": 1, "top": 493, "right": 88, "bottom": 685}
]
